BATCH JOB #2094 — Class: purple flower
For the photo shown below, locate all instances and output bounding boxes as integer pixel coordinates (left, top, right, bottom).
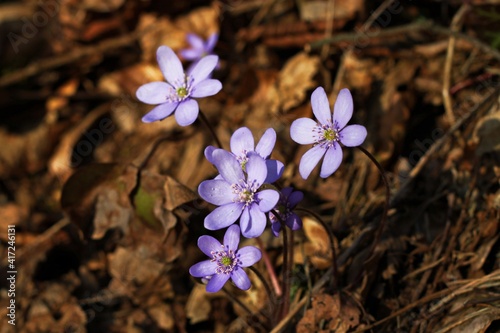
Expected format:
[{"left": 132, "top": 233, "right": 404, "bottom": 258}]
[
  {"left": 180, "top": 32, "right": 218, "bottom": 62},
  {"left": 198, "top": 149, "right": 280, "bottom": 238},
  {"left": 189, "top": 225, "right": 262, "bottom": 292},
  {"left": 136, "top": 45, "right": 222, "bottom": 126},
  {"left": 205, "top": 127, "right": 284, "bottom": 183},
  {"left": 269, "top": 187, "right": 303, "bottom": 237},
  {"left": 290, "top": 87, "right": 367, "bottom": 179}
]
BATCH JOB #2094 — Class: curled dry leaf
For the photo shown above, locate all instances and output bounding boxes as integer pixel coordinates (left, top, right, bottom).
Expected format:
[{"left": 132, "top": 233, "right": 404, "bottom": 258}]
[
  {"left": 296, "top": 293, "right": 362, "bottom": 333},
  {"left": 61, "top": 163, "right": 137, "bottom": 237},
  {"left": 108, "top": 246, "right": 167, "bottom": 295},
  {"left": 278, "top": 52, "right": 320, "bottom": 112},
  {"left": 472, "top": 112, "right": 500, "bottom": 155},
  {"left": 294, "top": 216, "right": 333, "bottom": 269},
  {"left": 186, "top": 284, "right": 212, "bottom": 324}
]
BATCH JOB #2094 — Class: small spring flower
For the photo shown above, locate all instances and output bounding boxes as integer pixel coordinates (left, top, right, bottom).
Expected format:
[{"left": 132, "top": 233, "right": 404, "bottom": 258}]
[
  {"left": 180, "top": 32, "right": 219, "bottom": 62},
  {"left": 290, "top": 87, "right": 367, "bottom": 179},
  {"left": 205, "top": 127, "right": 284, "bottom": 183},
  {"left": 136, "top": 45, "right": 222, "bottom": 126},
  {"left": 189, "top": 225, "right": 262, "bottom": 292},
  {"left": 269, "top": 187, "right": 304, "bottom": 237},
  {"left": 198, "top": 149, "right": 280, "bottom": 238}
]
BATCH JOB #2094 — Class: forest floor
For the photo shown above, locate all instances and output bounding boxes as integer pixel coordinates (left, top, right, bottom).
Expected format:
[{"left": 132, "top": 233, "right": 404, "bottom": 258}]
[{"left": 1, "top": 0, "right": 500, "bottom": 332}]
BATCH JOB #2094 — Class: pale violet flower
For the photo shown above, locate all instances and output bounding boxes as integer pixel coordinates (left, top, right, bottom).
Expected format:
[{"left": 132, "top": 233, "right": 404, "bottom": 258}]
[
  {"left": 205, "top": 127, "right": 284, "bottom": 183},
  {"left": 180, "top": 32, "right": 218, "bottom": 62},
  {"left": 136, "top": 45, "right": 222, "bottom": 126},
  {"left": 290, "top": 87, "right": 367, "bottom": 179},
  {"left": 269, "top": 187, "right": 303, "bottom": 237},
  {"left": 189, "top": 225, "right": 261, "bottom": 292},
  {"left": 198, "top": 149, "right": 279, "bottom": 238}
]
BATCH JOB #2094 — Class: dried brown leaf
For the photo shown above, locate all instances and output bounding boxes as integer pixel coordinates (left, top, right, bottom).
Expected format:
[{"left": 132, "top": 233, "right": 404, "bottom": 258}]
[
  {"left": 294, "top": 216, "right": 332, "bottom": 269},
  {"left": 278, "top": 52, "right": 320, "bottom": 112}
]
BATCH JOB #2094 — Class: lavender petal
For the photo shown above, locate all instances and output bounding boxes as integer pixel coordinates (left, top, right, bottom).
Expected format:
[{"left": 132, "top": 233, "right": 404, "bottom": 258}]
[
  {"left": 197, "top": 235, "right": 222, "bottom": 257},
  {"left": 290, "top": 118, "right": 317, "bottom": 144},
  {"left": 190, "top": 55, "right": 219, "bottom": 84},
  {"left": 204, "top": 203, "right": 244, "bottom": 230},
  {"left": 189, "top": 260, "right": 218, "bottom": 277},
  {"left": 298, "top": 145, "right": 326, "bottom": 179},
  {"left": 174, "top": 99, "right": 199, "bottom": 126},
  {"left": 256, "top": 190, "right": 280, "bottom": 212},
  {"left": 191, "top": 79, "right": 222, "bottom": 98},
  {"left": 157, "top": 46, "right": 184, "bottom": 86},
  {"left": 339, "top": 124, "right": 367, "bottom": 147},
  {"left": 333, "top": 88, "right": 353, "bottom": 130},
  {"left": 212, "top": 149, "right": 245, "bottom": 184},
  {"left": 320, "top": 143, "right": 343, "bottom": 178},
  {"left": 255, "top": 128, "right": 276, "bottom": 158},
  {"left": 223, "top": 225, "right": 241, "bottom": 252},
  {"left": 231, "top": 268, "right": 251, "bottom": 290},
  {"left": 311, "top": 86, "right": 332, "bottom": 125},
  {"left": 141, "top": 102, "right": 178, "bottom": 123},
  {"left": 230, "top": 127, "right": 254, "bottom": 157},
  {"left": 198, "top": 179, "right": 234, "bottom": 205},
  {"left": 136, "top": 82, "right": 170, "bottom": 105},
  {"left": 206, "top": 273, "right": 230, "bottom": 292},
  {"left": 237, "top": 246, "right": 262, "bottom": 267}
]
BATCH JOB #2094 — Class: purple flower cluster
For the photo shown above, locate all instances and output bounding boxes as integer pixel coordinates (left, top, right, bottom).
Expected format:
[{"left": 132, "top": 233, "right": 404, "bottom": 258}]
[{"left": 136, "top": 42, "right": 368, "bottom": 293}]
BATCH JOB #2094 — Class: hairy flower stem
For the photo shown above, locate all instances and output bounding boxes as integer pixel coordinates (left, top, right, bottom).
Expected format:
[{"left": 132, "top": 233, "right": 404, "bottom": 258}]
[
  {"left": 255, "top": 237, "right": 282, "bottom": 297},
  {"left": 296, "top": 207, "right": 339, "bottom": 291},
  {"left": 357, "top": 146, "right": 390, "bottom": 261},
  {"left": 197, "top": 110, "right": 223, "bottom": 148},
  {"left": 271, "top": 209, "right": 291, "bottom": 320},
  {"left": 248, "top": 266, "right": 276, "bottom": 303},
  {"left": 221, "top": 287, "right": 269, "bottom": 332}
]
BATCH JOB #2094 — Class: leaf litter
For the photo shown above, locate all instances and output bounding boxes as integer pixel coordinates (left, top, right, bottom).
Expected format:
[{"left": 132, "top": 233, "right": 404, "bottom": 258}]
[{"left": 1, "top": 0, "right": 500, "bottom": 332}]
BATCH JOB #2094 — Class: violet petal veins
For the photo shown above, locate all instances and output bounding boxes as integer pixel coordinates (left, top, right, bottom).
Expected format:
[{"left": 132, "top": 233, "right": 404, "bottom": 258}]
[
  {"left": 189, "top": 225, "right": 262, "bottom": 292},
  {"left": 290, "top": 87, "right": 367, "bottom": 179}
]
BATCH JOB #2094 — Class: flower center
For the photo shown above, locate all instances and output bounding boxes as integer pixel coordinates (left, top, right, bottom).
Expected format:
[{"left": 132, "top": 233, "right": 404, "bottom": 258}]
[
  {"left": 177, "top": 87, "right": 188, "bottom": 97},
  {"left": 232, "top": 179, "right": 260, "bottom": 208},
  {"left": 313, "top": 122, "right": 340, "bottom": 149},
  {"left": 166, "top": 75, "right": 193, "bottom": 103},
  {"left": 211, "top": 245, "right": 240, "bottom": 274}
]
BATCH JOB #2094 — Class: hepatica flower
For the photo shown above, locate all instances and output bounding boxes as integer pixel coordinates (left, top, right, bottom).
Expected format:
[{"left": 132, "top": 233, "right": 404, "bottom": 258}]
[
  {"left": 290, "top": 87, "right": 367, "bottom": 179},
  {"left": 269, "top": 187, "right": 304, "bottom": 237},
  {"left": 189, "top": 225, "right": 262, "bottom": 292},
  {"left": 205, "top": 127, "right": 284, "bottom": 183},
  {"left": 136, "top": 46, "right": 222, "bottom": 126},
  {"left": 198, "top": 149, "right": 280, "bottom": 238},
  {"left": 180, "top": 32, "right": 218, "bottom": 62}
]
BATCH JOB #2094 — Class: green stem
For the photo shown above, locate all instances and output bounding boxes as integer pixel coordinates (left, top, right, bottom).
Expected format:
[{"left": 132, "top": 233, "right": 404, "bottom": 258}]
[{"left": 198, "top": 110, "right": 223, "bottom": 149}]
